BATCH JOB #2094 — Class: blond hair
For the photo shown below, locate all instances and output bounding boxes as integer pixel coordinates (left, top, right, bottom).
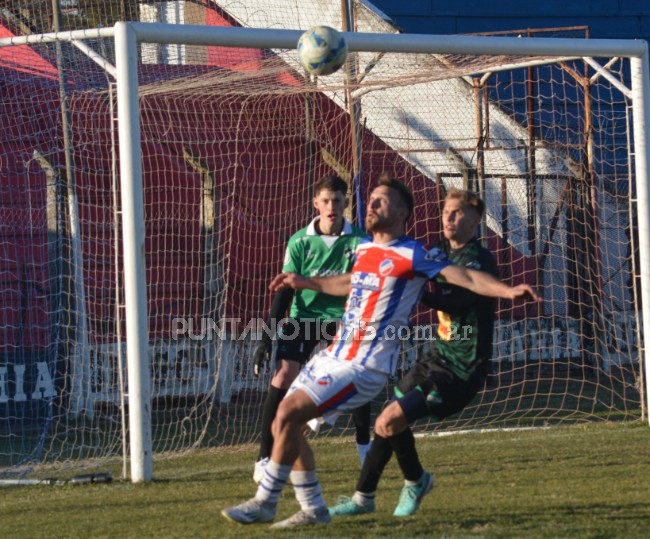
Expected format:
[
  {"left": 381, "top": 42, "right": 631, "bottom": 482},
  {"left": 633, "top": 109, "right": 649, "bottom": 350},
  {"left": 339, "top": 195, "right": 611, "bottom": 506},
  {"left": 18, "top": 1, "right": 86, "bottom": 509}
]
[{"left": 445, "top": 188, "right": 485, "bottom": 217}]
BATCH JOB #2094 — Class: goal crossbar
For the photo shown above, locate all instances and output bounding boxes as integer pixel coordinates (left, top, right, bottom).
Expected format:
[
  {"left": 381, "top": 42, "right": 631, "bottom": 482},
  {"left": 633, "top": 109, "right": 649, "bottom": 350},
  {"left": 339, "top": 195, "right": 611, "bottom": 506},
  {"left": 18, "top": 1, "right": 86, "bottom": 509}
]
[
  {"left": 2, "top": 22, "right": 647, "bottom": 57},
  {"left": 108, "top": 21, "right": 650, "bottom": 483}
]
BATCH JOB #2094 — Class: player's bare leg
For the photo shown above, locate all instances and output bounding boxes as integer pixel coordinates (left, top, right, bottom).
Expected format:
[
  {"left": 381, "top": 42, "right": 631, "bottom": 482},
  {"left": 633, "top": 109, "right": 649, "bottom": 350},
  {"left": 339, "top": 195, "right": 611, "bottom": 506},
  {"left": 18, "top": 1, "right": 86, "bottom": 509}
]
[
  {"left": 269, "top": 389, "right": 318, "bottom": 465},
  {"left": 374, "top": 400, "right": 408, "bottom": 437},
  {"left": 268, "top": 390, "right": 331, "bottom": 528},
  {"left": 222, "top": 390, "right": 330, "bottom": 526}
]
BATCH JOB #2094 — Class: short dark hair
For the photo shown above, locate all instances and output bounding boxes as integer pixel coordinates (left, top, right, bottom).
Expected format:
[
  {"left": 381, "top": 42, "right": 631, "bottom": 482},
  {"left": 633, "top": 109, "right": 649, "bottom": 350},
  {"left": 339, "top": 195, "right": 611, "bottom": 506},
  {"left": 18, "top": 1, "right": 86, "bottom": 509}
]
[
  {"left": 377, "top": 173, "right": 414, "bottom": 222},
  {"left": 445, "top": 187, "right": 485, "bottom": 217},
  {"left": 314, "top": 175, "right": 348, "bottom": 196}
]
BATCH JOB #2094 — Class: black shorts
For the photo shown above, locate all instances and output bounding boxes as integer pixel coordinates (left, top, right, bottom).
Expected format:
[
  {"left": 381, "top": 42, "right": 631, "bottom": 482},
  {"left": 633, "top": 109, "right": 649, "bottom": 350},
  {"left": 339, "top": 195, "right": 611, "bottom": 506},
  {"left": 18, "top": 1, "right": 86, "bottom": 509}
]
[
  {"left": 274, "top": 319, "right": 338, "bottom": 365},
  {"left": 395, "top": 349, "right": 488, "bottom": 423}
]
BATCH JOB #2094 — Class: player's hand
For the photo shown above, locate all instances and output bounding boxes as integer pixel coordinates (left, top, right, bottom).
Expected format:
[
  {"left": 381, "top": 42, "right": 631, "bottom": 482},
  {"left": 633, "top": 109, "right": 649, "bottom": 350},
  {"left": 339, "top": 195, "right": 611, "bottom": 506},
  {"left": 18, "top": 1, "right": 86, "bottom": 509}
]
[
  {"left": 252, "top": 340, "right": 272, "bottom": 377},
  {"left": 269, "top": 272, "right": 310, "bottom": 292},
  {"left": 508, "top": 284, "right": 542, "bottom": 302}
]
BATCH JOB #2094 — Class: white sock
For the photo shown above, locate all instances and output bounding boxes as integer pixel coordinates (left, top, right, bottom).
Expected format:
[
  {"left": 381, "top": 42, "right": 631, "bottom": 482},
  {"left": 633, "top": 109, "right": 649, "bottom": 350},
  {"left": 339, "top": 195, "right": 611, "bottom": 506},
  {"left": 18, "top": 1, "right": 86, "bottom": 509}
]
[
  {"left": 404, "top": 471, "right": 425, "bottom": 487},
  {"left": 290, "top": 469, "right": 325, "bottom": 511},
  {"left": 352, "top": 490, "right": 375, "bottom": 506},
  {"left": 255, "top": 460, "right": 291, "bottom": 504}
]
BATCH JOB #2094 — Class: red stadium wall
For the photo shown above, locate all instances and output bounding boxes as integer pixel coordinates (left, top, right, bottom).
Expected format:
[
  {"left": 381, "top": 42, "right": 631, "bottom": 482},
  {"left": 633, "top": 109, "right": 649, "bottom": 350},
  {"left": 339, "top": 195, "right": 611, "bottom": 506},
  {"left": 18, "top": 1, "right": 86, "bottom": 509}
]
[{"left": 0, "top": 18, "right": 538, "bottom": 353}]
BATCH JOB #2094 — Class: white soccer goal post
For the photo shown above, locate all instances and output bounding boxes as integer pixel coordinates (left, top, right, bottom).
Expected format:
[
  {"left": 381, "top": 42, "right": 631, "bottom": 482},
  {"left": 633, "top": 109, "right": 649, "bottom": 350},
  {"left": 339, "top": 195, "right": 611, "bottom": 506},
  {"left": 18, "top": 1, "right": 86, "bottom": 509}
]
[
  {"left": 0, "top": 15, "right": 649, "bottom": 484},
  {"left": 118, "top": 22, "right": 650, "bottom": 482}
]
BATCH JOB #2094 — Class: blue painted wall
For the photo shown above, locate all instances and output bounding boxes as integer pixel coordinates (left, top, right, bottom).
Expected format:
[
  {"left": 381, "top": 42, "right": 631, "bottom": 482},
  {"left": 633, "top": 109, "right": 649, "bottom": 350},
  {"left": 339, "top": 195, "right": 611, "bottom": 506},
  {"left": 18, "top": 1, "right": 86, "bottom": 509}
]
[{"left": 369, "top": 0, "right": 650, "bottom": 42}]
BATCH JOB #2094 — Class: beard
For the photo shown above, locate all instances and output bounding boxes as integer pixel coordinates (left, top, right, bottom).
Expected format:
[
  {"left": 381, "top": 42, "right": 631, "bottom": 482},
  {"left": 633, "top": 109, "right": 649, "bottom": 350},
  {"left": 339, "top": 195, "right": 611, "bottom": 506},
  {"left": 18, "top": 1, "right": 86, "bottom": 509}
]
[
  {"left": 365, "top": 213, "right": 381, "bottom": 231},
  {"left": 366, "top": 210, "right": 401, "bottom": 232}
]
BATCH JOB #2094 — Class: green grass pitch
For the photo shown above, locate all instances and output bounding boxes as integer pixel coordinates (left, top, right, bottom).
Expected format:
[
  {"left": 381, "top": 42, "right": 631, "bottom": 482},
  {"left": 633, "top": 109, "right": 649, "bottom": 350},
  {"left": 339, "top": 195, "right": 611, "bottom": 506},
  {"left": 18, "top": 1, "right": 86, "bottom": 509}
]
[{"left": 3, "top": 422, "right": 650, "bottom": 538}]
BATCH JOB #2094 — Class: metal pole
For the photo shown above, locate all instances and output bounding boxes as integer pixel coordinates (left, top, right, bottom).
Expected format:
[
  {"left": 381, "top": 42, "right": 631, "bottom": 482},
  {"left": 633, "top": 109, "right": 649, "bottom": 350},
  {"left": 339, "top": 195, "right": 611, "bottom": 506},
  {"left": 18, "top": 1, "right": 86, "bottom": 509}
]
[
  {"left": 630, "top": 52, "right": 650, "bottom": 424},
  {"left": 473, "top": 78, "right": 487, "bottom": 242},
  {"left": 51, "top": 0, "right": 91, "bottom": 416},
  {"left": 123, "top": 23, "right": 648, "bottom": 58},
  {"left": 342, "top": 0, "right": 364, "bottom": 224},
  {"left": 114, "top": 21, "right": 153, "bottom": 481},
  {"left": 108, "top": 82, "right": 129, "bottom": 481}
]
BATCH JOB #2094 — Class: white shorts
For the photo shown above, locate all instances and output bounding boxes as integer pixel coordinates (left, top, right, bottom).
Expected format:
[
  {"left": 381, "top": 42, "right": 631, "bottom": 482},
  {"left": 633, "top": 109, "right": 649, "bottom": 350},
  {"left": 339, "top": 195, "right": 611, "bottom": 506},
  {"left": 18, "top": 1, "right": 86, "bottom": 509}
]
[{"left": 287, "top": 350, "right": 388, "bottom": 429}]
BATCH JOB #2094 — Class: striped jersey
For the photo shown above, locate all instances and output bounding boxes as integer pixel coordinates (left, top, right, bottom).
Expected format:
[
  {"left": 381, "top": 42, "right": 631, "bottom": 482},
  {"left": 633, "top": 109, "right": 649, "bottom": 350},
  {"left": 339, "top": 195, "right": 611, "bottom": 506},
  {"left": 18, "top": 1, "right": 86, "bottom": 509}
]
[{"left": 328, "top": 235, "right": 452, "bottom": 375}]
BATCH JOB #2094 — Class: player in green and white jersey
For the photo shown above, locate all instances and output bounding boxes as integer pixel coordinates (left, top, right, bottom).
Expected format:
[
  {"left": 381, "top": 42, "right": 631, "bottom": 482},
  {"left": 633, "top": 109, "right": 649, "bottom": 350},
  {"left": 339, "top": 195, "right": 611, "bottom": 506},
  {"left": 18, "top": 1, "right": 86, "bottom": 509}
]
[{"left": 252, "top": 175, "right": 370, "bottom": 483}]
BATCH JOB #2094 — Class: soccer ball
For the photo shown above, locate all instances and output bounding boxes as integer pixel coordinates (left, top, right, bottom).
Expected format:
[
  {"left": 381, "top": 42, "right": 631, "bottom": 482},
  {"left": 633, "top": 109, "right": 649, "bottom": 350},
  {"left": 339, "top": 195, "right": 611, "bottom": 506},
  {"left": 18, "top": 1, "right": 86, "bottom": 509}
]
[{"left": 297, "top": 26, "right": 348, "bottom": 76}]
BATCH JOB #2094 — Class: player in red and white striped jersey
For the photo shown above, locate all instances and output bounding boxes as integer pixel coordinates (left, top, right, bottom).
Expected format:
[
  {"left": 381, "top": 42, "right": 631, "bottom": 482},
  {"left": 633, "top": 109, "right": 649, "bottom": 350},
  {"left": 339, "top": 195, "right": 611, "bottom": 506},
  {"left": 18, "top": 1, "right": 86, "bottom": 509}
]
[
  {"left": 222, "top": 175, "right": 540, "bottom": 529},
  {"left": 325, "top": 234, "right": 453, "bottom": 376}
]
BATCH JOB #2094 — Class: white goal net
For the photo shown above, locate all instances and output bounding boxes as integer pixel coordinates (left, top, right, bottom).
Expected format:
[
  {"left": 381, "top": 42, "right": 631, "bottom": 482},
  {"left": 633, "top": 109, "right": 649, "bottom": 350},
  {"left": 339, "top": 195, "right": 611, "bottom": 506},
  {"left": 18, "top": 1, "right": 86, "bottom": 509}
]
[{"left": 0, "top": 0, "right": 647, "bottom": 481}]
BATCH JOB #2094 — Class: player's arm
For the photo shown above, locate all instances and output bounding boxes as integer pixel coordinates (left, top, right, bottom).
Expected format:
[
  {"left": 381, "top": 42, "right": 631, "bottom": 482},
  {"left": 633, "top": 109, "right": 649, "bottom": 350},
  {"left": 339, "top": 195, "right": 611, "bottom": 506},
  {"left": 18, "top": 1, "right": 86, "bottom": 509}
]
[
  {"left": 421, "top": 256, "right": 498, "bottom": 312},
  {"left": 420, "top": 288, "right": 473, "bottom": 313},
  {"left": 437, "top": 265, "right": 541, "bottom": 301},
  {"left": 252, "top": 288, "right": 294, "bottom": 376},
  {"left": 269, "top": 272, "right": 351, "bottom": 296}
]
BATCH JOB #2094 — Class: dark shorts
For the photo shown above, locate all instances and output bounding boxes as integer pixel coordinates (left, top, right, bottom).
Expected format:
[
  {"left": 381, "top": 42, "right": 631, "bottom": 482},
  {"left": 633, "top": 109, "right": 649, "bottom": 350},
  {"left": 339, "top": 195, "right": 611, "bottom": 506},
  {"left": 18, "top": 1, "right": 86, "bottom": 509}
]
[
  {"left": 275, "top": 319, "right": 338, "bottom": 365},
  {"left": 395, "top": 349, "right": 488, "bottom": 423}
]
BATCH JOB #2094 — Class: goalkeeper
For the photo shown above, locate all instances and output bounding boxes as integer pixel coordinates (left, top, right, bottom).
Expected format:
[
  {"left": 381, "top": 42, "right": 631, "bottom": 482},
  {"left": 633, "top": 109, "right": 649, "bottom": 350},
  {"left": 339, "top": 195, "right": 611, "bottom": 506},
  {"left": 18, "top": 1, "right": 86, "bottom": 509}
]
[
  {"left": 329, "top": 188, "right": 500, "bottom": 518},
  {"left": 251, "top": 175, "right": 371, "bottom": 484}
]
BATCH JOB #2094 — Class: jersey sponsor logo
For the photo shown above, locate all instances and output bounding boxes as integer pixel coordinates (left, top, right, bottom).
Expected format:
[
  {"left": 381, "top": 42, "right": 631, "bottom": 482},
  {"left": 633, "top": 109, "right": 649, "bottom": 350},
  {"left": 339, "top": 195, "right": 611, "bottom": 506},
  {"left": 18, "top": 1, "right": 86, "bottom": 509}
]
[
  {"left": 344, "top": 246, "right": 356, "bottom": 261},
  {"left": 299, "top": 363, "right": 317, "bottom": 383},
  {"left": 347, "top": 296, "right": 362, "bottom": 310},
  {"left": 379, "top": 258, "right": 395, "bottom": 276},
  {"left": 343, "top": 308, "right": 361, "bottom": 325},
  {"left": 317, "top": 374, "right": 333, "bottom": 386},
  {"left": 424, "top": 246, "right": 447, "bottom": 262},
  {"left": 351, "top": 272, "right": 380, "bottom": 291},
  {"left": 343, "top": 295, "right": 362, "bottom": 325},
  {"left": 309, "top": 268, "right": 346, "bottom": 277}
]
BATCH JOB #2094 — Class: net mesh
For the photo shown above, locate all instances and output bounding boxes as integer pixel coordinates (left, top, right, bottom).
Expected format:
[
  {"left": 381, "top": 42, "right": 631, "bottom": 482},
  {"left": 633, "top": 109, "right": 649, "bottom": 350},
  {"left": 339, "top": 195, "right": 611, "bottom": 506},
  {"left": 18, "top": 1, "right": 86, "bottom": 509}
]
[{"left": 0, "top": 1, "right": 643, "bottom": 479}]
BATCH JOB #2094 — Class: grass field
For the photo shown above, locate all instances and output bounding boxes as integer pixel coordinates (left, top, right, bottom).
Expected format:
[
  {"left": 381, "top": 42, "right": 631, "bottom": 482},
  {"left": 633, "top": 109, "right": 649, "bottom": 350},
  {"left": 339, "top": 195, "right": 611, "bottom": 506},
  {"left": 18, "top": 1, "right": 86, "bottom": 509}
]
[{"left": 2, "top": 421, "right": 649, "bottom": 538}]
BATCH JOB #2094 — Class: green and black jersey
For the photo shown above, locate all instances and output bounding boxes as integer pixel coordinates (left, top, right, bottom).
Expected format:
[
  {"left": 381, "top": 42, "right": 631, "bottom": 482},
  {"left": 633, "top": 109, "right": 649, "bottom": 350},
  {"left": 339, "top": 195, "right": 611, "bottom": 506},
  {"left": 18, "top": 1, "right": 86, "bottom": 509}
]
[
  {"left": 282, "top": 217, "right": 367, "bottom": 321},
  {"left": 427, "top": 237, "right": 498, "bottom": 380}
]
